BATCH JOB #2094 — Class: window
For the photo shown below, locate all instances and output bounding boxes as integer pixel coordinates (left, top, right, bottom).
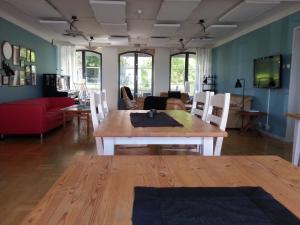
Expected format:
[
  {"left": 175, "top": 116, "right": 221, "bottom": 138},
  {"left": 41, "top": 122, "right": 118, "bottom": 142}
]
[
  {"left": 119, "top": 51, "right": 153, "bottom": 98},
  {"left": 76, "top": 50, "right": 102, "bottom": 91},
  {"left": 170, "top": 52, "right": 196, "bottom": 95}
]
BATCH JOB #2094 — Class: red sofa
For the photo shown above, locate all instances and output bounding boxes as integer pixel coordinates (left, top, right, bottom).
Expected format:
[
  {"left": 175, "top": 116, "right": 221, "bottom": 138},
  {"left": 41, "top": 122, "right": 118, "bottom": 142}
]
[{"left": 0, "top": 97, "right": 74, "bottom": 140}]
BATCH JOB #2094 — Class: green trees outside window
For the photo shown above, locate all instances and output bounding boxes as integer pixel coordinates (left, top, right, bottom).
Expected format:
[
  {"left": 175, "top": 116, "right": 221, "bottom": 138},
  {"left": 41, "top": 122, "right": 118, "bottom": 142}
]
[
  {"left": 170, "top": 52, "right": 196, "bottom": 96},
  {"left": 76, "top": 50, "right": 101, "bottom": 91},
  {"left": 119, "top": 52, "right": 153, "bottom": 98}
]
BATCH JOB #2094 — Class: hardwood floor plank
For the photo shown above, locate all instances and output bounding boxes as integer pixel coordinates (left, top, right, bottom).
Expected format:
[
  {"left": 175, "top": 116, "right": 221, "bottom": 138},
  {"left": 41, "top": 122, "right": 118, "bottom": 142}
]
[{"left": 0, "top": 121, "right": 294, "bottom": 225}]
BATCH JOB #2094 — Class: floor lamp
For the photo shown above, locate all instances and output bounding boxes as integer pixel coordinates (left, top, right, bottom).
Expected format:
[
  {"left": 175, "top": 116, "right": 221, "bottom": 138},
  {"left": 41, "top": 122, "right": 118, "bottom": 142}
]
[{"left": 235, "top": 78, "right": 245, "bottom": 128}]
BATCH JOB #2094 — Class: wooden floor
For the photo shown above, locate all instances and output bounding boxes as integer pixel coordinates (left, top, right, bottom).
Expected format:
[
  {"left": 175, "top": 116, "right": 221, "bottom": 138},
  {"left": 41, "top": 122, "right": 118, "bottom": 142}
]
[{"left": 0, "top": 120, "right": 293, "bottom": 225}]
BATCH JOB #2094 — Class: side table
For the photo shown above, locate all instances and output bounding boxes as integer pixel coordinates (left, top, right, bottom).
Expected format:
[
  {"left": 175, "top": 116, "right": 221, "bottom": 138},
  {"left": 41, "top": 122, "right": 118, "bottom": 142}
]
[
  {"left": 61, "top": 105, "right": 91, "bottom": 134},
  {"left": 239, "top": 110, "right": 267, "bottom": 134}
]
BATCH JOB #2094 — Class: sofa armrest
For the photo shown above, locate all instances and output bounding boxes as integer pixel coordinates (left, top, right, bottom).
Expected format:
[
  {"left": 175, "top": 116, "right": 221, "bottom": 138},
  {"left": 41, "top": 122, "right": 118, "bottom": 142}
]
[
  {"left": 0, "top": 104, "right": 46, "bottom": 133},
  {"left": 48, "top": 97, "right": 75, "bottom": 109}
]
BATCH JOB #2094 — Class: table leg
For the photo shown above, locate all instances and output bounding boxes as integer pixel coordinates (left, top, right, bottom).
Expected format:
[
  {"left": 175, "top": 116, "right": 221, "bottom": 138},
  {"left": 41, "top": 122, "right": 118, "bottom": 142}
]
[
  {"left": 292, "top": 121, "right": 300, "bottom": 166},
  {"left": 86, "top": 113, "right": 90, "bottom": 135},
  {"left": 103, "top": 137, "right": 115, "bottom": 155},
  {"left": 77, "top": 114, "right": 80, "bottom": 130},
  {"left": 95, "top": 137, "right": 103, "bottom": 155},
  {"left": 63, "top": 112, "right": 66, "bottom": 128},
  {"left": 203, "top": 137, "right": 214, "bottom": 156}
]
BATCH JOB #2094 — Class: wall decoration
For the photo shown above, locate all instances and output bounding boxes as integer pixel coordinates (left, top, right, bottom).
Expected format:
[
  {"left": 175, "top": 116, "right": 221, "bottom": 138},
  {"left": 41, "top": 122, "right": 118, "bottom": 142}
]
[
  {"left": 2, "top": 76, "right": 9, "bottom": 85},
  {"left": 2, "top": 41, "right": 12, "bottom": 60},
  {"left": 25, "top": 73, "right": 32, "bottom": 85},
  {"left": 19, "top": 70, "right": 25, "bottom": 85},
  {"left": 25, "top": 65, "right": 31, "bottom": 73},
  {"left": 9, "top": 70, "right": 19, "bottom": 86},
  {"left": 26, "top": 49, "right": 31, "bottom": 62},
  {"left": 31, "top": 73, "right": 37, "bottom": 85},
  {"left": 30, "top": 50, "right": 36, "bottom": 63},
  {"left": 20, "top": 60, "right": 25, "bottom": 68},
  {"left": 0, "top": 49, "right": 2, "bottom": 69},
  {"left": 2, "top": 61, "right": 14, "bottom": 76},
  {"left": 13, "top": 45, "right": 20, "bottom": 66},
  {"left": 31, "top": 65, "right": 36, "bottom": 73},
  {"left": 20, "top": 47, "right": 26, "bottom": 58}
]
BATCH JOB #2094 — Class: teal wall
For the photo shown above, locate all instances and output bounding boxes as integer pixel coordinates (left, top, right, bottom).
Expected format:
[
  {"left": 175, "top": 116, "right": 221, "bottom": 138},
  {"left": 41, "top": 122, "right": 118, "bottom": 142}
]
[
  {"left": 0, "top": 17, "right": 57, "bottom": 103},
  {"left": 212, "top": 11, "right": 300, "bottom": 138}
]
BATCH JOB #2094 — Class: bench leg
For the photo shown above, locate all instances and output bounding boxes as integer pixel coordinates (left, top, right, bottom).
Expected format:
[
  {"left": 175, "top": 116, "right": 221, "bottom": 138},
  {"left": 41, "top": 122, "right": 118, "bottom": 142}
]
[{"left": 40, "top": 133, "right": 43, "bottom": 144}]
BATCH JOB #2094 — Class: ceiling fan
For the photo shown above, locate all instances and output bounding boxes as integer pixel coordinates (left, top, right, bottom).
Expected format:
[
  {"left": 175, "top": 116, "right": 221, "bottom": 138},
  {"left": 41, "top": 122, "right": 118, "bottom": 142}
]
[
  {"left": 86, "top": 36, "right": 98, "bottom": 50},
  {"left": 178, "top": 38, "right": 187, "bottom": 52},
  {"left": 63, "top": 16, "right": 84, "bottom": 37},
  {"left": 195, "top": 19, "right": 214, "bottom": 40}
]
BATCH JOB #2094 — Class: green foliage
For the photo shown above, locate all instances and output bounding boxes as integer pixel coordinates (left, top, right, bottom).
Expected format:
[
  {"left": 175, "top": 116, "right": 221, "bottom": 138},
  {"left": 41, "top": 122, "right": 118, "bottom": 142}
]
[
  {"left": 86, "top": 55, "right": 100, "bottom": 67},
  {"left": 171, "top": 57, "right": 185, "bottom": 85}
]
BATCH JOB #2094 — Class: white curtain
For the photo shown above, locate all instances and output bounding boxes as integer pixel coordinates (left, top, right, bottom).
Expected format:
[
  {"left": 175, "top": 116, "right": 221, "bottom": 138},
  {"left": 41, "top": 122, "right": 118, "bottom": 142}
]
[
  {"left": 58, "top": 45, "right": 77, "bottom": 89},
  {"left": 195, "top": 48, "right": 212, "bottom": 92}
]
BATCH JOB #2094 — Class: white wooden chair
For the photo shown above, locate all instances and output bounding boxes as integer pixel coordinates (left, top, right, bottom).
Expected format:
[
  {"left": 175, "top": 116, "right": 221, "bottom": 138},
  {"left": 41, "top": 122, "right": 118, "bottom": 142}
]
[
  {"left": 101, "top": 89, "right": 109, "bottom": 117},
  {"left": 205, "top": 93, "right": 231, "bottom": 156},
  {"left": 191, "top": 91, "right": 214, "bottom": 121},
  {"left": 90, "top": 91, "right": 105, "bottom": 155}
]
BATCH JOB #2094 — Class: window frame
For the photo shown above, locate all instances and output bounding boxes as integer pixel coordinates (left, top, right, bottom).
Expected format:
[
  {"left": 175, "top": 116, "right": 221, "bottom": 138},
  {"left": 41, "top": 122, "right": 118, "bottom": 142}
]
[
  {"left": 169, "top": 51, "right": 196, "bottom": 91},
  {"left": 118, "top": 51, "right": 154, "bottom": 99},
  {"left": 76, "top": 49, "right": 102, "bottom": 89}
]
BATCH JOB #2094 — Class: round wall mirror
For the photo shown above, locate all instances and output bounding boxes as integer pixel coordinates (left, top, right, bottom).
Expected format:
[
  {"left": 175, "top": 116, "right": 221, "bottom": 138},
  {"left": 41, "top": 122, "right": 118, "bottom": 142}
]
[{"left": 2, "top": 41, "right": 12, "bottom": 60}]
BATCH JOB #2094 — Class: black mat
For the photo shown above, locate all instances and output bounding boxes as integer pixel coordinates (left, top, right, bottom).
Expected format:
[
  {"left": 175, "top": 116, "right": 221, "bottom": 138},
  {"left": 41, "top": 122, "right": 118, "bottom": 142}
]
[
  {"left": 132, "top": 187, "right": 300, "bottom": 225},
  {"left": 130, "top": 112, "right": 183, "bottom": 127}
]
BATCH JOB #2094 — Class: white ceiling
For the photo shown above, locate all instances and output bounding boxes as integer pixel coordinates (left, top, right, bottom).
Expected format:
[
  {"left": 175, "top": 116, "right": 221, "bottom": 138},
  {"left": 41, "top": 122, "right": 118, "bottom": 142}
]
[{"left": 1, "top": 0, "right": 300, "bottom": 48}]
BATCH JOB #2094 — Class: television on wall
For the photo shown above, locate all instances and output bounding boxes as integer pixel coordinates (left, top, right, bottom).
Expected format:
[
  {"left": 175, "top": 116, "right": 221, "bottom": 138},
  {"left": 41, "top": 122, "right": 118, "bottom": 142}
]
[{"left": 253, "top": 55, "right": 282, "bottom": 88}]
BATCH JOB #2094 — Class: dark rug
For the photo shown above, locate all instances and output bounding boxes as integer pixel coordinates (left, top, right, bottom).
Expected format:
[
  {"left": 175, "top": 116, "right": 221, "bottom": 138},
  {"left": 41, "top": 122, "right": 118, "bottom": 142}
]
[
  {"left": 130, "top": 112, "right": 183, "bottom": 127},
  {"left": 132, "top": 187, "right": 300, "bottom": 225}
]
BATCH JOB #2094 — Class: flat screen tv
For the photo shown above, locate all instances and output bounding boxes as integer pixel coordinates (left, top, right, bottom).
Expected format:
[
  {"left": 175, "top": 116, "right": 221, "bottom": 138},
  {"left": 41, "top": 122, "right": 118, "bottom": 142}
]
[{"left": 253, "top": 55, "right": 281, "bottom": 88}]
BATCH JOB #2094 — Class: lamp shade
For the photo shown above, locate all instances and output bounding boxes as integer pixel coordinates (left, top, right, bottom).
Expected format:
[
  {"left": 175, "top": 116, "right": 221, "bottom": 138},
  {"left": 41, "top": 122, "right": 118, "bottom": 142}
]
[{"left": 235, "top": 79, "right": 242, "bottom": 88}]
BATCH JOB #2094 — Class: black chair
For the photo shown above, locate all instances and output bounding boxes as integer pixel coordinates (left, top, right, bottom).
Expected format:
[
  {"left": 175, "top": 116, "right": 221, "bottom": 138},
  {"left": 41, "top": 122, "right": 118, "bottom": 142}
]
[
  {"left": 143, "top": 96, "right": 168, "bottom": 110},
  {"left": 168, "top": 91, "right": 181, "bottom": 99}
]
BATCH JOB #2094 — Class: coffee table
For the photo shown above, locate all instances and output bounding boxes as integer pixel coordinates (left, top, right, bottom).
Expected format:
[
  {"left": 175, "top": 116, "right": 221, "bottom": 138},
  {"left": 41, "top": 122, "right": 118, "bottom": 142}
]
[
  {"left": 20, "top": 155, "right": 300, "bottom": 225},
  {"left": 61, "top": 105, "right": 91, "bottom": 134}
]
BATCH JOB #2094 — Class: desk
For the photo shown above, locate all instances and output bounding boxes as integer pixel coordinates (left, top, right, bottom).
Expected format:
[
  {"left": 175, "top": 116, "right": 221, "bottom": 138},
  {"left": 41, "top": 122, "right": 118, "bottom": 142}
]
[
  {"left": 20, "top": 155, "right": 300, "bottom": 225},
  {"left": 61, "top": 105, "right": 90, "bottom": 134},
  {"left": 240, "top": 110, "right": 267, "bottom": 134},
  {"left": 94, "top": 110, "right": 227, "bottom": 156},
  {"left": 287, "top": 113, "right": 300, "bottom": 166}
]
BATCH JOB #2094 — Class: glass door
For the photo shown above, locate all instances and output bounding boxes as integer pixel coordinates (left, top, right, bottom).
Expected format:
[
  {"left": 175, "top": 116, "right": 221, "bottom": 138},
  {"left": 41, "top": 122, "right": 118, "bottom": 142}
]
[{"left": 119, "top": 52, "right": 153, "bottom": 98}]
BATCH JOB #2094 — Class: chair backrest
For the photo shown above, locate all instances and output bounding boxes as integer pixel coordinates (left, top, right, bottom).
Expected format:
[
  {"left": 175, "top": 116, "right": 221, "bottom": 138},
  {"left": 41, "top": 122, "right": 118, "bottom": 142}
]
[
  {"left": 101, "top": 89, "right": 109, "bottom": 117},
  {"left": 90, "top": 91, "right": 104, "bottom": 131},
  {"left": 191, "top": 91, "right": 213, "bottom": 121},
  {"left": 121, "top": 87, "right": 135, "bottom": 109},
  {"left": 120, "top": 86, "right": 134, "bottom": 100},
  {"left": 206, "top": 93, "right": 230, "bottom": 130},
  {"left": 206, "top": 93, "right": 231, "bottom": 156}
]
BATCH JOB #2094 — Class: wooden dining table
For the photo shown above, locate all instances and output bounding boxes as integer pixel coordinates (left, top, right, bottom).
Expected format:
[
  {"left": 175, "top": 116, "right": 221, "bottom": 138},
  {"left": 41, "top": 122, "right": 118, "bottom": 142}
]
[
  {"left": 20, "top": 155, "right": 300, "bottom": 225},
  {"left": 94, "top": 110, "right": 227, "bottom": 156}
]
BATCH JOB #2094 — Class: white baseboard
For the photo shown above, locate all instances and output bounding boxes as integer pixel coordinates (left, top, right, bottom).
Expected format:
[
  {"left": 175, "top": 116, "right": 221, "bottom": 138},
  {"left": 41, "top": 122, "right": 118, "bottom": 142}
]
[{"left": 257, "top": 128, "right": 292, "bottom": 143}]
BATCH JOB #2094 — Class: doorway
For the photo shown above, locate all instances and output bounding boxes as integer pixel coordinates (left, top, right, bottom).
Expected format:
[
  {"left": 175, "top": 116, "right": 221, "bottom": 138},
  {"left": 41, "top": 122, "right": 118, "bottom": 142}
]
[{"left": 119, "top": 51, "right": 153, "bottom": 99}]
